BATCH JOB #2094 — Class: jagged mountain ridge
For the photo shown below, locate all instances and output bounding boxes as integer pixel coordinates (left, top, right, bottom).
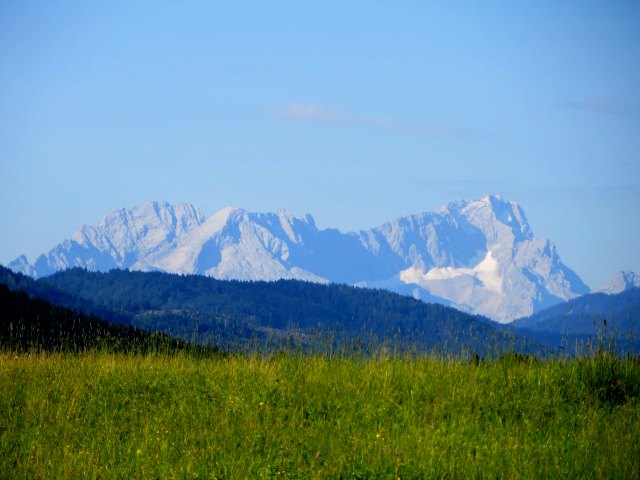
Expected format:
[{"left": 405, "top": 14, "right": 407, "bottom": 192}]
[
  {"left": 597, "top": 271, "right": 640, "bottom": 295},
  {"left": 9, "top": 195, "right": 590, "bottom": 323},
  {"left": 11, "top": 201, "right": 205, "bottom": 278}
]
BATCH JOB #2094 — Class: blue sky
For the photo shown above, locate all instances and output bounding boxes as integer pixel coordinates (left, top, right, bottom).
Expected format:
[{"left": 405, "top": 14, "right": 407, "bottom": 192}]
[{"left": 1, "top": 1, "right": 639, "bottom": 289}]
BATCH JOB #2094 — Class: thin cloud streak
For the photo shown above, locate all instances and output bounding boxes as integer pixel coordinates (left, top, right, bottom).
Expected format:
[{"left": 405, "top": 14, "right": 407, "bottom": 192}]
[
  {"left": 556, "top": 97, "right": 637, "bottom": 115},
  {"left": 271, "top": 102, "right": 469, "bottom": 137}
]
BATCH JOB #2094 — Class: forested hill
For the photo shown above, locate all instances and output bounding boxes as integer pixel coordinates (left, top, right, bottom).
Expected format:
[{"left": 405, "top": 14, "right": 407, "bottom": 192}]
[
  {"left": 29, "top": 267, "right": 546, "bottom": 355},
  {"left": 513, "top": 287, "right": 640, "bottom": 335},
  {"left": 0, "top": 282, "right": 216, "bottom": 354},
  {"left": 0, "top": 265, "right": 133, "bottom": 326}
]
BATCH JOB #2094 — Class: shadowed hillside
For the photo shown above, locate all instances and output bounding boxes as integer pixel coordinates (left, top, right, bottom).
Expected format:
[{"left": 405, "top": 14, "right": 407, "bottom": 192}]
[
  {"left": 27, "top": 267, "right": 549, "bottom": 356},
  {"left": 0, "top": 278, "right": 218, "bottom": 355}
]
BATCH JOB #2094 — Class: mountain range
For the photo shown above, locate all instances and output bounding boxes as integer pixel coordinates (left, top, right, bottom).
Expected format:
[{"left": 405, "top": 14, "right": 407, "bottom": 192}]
[{"left": 8, "top": 195, "right": 593, "bottom": 323}]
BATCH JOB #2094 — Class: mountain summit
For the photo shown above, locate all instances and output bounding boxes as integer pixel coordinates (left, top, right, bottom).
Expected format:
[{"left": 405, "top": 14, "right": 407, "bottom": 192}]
[
  {"left": 11, "top": 201, "right": 205, "bottom": 278},
  {"left": 8, "top": 195, "right": 590, "bottom": 322},
  {"left": 597, "top": 270, "right": 640, "bottom": 295}
]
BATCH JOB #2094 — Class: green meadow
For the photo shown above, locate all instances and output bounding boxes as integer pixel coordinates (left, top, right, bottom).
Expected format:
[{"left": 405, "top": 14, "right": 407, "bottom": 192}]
[{"left": 1, "top": 350, "right": 639, "bottom": 479}]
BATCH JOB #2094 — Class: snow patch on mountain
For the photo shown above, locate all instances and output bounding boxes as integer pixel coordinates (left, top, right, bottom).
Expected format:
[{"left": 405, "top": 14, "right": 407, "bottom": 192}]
[
  {"left": 390, "top": 195, "right": 588, "bottom": 321},
  {"left": 405, "top": 250, "right": 503, "bottom": 293}
]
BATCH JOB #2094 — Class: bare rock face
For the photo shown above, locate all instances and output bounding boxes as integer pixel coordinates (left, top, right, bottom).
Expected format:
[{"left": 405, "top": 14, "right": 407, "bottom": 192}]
[
  {"left": 9, "top": 201, "right": 205, "bottom": 278},
  {"left": 597, "top": 271, "right": 640, "bottom": 295}
]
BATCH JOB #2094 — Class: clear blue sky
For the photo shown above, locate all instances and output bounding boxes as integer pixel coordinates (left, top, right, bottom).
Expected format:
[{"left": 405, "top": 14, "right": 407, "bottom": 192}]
[{"left": 1, "top": 1, "right": 639, "bottom": 289}]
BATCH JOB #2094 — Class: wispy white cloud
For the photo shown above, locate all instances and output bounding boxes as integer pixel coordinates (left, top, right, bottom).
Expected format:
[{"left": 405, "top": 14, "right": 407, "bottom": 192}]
[
  {"left": 556, "top": 97, "right": 637, "bottom": 115},
  {"left": 271, "top": 102, "right": 468, "bottom": 137}
]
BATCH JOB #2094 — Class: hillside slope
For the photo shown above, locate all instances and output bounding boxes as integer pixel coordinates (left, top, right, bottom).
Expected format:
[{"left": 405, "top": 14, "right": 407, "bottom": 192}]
[
  {"left": 513, "top": 287, "right": 640, "bottom": 336},
  {"left": 36, "top": 268, "right": 548, "bottom": 355},
  {"left": 0, "top": 282, "right": 212, "bottom": 353}
]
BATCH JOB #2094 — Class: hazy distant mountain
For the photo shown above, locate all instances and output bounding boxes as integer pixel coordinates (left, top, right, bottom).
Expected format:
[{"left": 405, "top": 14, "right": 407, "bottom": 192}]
[
  {"left": 597, "top": 271, "right": 640, "bottom": 295},
  {"left": 10, "top": 201, "right": 205, "bottom": 278},
  {"left": 366, "top": 196, "right": 589, "bottom": 322},
  {"left": 9, "top": 195, "right": 590, "bottom": 323}
]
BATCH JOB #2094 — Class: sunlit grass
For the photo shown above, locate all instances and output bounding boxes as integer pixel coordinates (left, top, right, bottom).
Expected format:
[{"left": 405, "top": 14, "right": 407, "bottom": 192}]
[{"left": 1, "top": 350, "right": 639, "bottom": 479}]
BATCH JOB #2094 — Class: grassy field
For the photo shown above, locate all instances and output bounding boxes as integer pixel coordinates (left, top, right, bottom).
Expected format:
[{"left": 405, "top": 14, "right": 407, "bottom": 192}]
[{"left": 1, "top": 350, "right": 639, "bottom": 479}]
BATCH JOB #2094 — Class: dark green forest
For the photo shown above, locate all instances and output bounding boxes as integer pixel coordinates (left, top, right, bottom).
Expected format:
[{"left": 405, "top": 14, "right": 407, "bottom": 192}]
[
  {"left": 0, "top": 282, "right": 218, "bottom": 354},
  {"left": 515, "top": 287, "right": 640, "bottom": 335},
  {"left": 0, "top": 266, "right": 547, "bottom": 356}
]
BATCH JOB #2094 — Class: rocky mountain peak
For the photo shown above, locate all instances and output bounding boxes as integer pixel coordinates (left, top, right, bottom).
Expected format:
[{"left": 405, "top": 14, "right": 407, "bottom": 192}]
[{"left": 598, "top": 270, "right": 640, "bottom": 295}]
